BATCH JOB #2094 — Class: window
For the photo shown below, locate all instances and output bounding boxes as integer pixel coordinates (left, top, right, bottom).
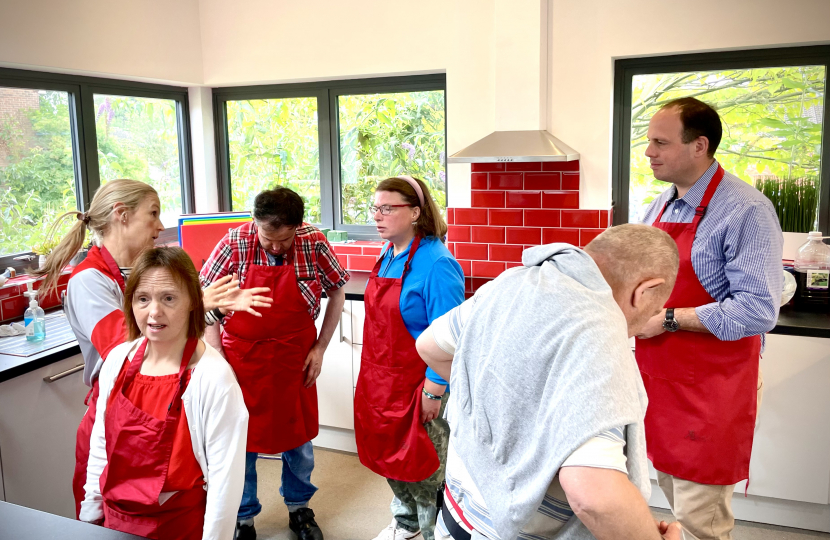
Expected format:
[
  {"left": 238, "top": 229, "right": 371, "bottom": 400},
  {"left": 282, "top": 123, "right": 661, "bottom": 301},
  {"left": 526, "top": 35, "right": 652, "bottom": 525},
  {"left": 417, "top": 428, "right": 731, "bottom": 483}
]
[
  {"left": 94, "top": 94, "right": 186, "bottom": 227},
  {"left": 214, "top": 75, "right": 447, "bottom": 238},
  {"left": 0, "top": 87, "right": 77, "bottom": 256},
  {"left": 612, "top": 46, "right": 830, "bottom": 233},
  {"left": 0, "top": 67, "right": 193, "bottom": 266}
]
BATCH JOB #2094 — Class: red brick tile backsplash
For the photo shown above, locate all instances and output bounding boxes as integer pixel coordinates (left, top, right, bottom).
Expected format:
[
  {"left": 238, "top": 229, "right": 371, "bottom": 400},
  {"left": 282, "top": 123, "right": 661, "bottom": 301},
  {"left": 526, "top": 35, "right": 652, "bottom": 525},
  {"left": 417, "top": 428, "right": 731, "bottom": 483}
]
[
  {"left": 252, "top": 161, "right": 614, "bottom": 289},
  {"left": 448, "top": 160, "right": 612, "bottom": 282}
]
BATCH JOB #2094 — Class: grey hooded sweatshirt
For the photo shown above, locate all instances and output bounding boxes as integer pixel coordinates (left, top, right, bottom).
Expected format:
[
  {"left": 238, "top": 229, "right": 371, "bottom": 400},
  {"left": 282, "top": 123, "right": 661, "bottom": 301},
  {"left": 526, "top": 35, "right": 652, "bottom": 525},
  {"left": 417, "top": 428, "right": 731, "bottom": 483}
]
[{"left": 446, "top": 243, "right": 651, "bottom": 540}]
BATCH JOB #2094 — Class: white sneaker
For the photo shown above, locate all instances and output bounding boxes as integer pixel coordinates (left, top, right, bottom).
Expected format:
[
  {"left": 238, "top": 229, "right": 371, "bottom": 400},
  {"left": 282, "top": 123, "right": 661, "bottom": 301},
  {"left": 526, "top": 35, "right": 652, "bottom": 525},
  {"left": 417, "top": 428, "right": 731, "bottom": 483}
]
[{"left": 371, "top": 519, "right": 421, "bottom": 540}]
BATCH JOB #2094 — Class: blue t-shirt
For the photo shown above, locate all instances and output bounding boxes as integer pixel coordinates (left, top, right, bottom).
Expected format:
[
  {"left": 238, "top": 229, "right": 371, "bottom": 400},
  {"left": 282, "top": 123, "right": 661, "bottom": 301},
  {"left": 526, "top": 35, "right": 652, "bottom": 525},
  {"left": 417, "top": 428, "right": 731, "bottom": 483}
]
[{"left": 377, "top": 236, "right": 466, "bottom": 387}]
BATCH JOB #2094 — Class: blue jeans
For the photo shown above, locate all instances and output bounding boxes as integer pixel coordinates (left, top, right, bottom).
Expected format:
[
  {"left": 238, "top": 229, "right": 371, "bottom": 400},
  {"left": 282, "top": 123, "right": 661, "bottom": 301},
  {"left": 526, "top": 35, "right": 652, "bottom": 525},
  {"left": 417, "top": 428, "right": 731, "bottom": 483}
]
[{"left": 237, "top": 442, "right": 318, "bottom": 520}]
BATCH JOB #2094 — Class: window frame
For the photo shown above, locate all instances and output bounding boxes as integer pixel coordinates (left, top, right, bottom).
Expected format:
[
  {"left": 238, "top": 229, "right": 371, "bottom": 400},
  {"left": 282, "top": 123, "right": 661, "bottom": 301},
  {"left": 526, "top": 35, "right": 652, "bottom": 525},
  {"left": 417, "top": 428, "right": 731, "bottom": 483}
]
[
  {"left": 212, "top": 74, "right": 447, "bottom": 240},
  {"left": 0, "top": 67, "right": 194, "bottom": 270},
  {"left": 611, "top": 45, "right": 830, "bottom": 233}
]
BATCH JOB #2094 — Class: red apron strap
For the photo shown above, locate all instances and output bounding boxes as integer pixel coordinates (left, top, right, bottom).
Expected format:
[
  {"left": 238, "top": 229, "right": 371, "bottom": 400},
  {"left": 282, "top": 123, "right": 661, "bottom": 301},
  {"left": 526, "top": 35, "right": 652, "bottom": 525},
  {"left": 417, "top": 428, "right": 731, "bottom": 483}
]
[
  {"left": 100, "top": 245, "right": 126, "bottom": 293},
  {"left": 691, "top": 164, "right": 726, "bottom": 229},
  {"left": 371, "top": 236, "right": 423, "bottom": 279}
]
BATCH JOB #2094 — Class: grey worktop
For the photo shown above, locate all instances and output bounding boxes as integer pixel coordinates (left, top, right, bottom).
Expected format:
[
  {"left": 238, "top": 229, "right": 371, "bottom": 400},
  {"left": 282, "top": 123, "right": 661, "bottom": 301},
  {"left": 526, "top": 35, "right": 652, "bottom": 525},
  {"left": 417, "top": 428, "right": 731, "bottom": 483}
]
[{"left": 0, "top": 501, "right": 141, "bottom": 539}]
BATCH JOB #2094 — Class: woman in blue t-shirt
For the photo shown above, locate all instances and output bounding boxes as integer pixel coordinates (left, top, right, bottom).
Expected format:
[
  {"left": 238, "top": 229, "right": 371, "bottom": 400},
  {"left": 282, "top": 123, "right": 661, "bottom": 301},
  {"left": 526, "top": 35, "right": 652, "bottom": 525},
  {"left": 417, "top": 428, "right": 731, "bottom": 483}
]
[{"left": 355, "top": 175, "right": 465, "bottom": 540}]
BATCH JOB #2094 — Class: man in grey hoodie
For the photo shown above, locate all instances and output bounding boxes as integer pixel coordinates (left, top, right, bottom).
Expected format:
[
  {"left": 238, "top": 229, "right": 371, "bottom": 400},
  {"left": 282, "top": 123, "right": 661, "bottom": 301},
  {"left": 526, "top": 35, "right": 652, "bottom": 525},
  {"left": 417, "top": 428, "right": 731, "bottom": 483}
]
[{"left": 416, "top": 224, "right": 683, "bottom": 540}]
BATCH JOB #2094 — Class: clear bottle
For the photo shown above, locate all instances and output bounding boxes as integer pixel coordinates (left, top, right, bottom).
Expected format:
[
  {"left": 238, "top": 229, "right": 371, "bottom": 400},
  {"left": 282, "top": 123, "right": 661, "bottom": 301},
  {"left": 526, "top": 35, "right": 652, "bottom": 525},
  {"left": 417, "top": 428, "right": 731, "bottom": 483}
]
[
  {"left": 793, "top": 231, "right": 830, "bottom": 312},
  {"left": 23, "top": 282, "right": 46, "bottom": 342}
]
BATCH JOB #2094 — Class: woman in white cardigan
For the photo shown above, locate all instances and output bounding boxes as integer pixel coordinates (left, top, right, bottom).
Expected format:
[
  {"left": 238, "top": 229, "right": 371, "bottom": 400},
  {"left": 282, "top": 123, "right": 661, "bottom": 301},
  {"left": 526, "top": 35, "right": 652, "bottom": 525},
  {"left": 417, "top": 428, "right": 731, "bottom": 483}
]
[{"left": 80, "top": 246, "right": 248, "bottom": 540}]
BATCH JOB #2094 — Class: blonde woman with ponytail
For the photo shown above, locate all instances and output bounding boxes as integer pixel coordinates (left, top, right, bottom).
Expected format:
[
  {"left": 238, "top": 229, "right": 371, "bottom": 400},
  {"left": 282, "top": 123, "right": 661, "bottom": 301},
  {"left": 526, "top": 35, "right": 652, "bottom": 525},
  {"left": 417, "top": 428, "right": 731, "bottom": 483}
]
[
  {"left": 34, "top": 178, "right": 269, "bottom": 519},
  {"left": 354, "top": 176, "right": 464, "bottom": 540}
]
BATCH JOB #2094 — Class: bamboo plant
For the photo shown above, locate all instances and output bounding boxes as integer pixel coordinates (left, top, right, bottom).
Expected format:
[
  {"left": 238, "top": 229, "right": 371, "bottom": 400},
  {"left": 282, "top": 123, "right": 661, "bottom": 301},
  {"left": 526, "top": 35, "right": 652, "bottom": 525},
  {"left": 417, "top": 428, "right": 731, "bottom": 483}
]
[{"left": 756, "top": 176, "right": 818, "bottom": 233}]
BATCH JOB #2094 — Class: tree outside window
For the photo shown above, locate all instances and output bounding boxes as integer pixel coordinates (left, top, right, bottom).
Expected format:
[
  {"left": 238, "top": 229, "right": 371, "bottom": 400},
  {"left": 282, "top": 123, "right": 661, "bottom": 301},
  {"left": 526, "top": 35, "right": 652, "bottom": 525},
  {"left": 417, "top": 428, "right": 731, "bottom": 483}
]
[{"left": 628, "top": 66, "right": 826, "bottom": 232}]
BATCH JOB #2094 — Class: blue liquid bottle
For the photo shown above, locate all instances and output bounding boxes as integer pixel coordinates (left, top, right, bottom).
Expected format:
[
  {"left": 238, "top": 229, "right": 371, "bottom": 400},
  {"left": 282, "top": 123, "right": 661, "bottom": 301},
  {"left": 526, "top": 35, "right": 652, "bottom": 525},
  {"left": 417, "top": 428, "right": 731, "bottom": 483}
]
[{"left": 24, "top": 282, "right": 45, "bottom": 342}]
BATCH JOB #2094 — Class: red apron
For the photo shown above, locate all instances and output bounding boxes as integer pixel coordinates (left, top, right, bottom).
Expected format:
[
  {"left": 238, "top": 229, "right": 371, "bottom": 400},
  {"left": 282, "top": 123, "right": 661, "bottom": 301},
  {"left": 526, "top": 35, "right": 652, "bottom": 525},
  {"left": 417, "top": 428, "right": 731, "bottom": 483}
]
[
  {"left": 221, "top": 245, "right": 319, "bottom": 454},
  {"left": 74, "top": 245, "right": 126, "bottom": 518},
  {"left": 636, "top": 164, "right": 760, "bottom": 486},
  {"left": 354, "top": 237, "right": 440, "bottom": 482},
  {"left": 99, "top": 337, "right": 207, "bottom": 540}
]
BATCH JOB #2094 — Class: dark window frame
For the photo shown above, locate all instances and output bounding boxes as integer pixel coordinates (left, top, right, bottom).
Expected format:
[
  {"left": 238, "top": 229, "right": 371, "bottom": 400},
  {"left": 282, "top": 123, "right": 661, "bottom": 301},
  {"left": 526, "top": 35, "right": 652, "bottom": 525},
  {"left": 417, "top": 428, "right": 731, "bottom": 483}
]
[
  {"left": 0, "top": 67, "right": 194, "bottom": 270},
  {"left": 212, "top": 74, "right": 447, "bottom": 240},
  {"left": 611, "top": 45, "right": 830, "bottom": 233}
]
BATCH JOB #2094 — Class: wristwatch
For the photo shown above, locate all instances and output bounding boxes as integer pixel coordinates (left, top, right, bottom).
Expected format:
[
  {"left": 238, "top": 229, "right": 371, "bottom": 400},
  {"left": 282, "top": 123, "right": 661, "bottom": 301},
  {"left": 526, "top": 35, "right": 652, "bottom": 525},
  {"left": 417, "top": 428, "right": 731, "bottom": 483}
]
[{"left": 662, "top": 308, "right": 680, "bottom": 332}]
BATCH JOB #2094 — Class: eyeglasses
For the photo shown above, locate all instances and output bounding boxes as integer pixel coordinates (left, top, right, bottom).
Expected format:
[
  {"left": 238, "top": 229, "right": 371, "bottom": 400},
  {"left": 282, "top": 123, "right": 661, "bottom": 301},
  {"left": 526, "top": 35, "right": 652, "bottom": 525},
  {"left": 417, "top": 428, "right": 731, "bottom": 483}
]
[{"left": 370, "top": 204, "right": 412, "bottom": 215}]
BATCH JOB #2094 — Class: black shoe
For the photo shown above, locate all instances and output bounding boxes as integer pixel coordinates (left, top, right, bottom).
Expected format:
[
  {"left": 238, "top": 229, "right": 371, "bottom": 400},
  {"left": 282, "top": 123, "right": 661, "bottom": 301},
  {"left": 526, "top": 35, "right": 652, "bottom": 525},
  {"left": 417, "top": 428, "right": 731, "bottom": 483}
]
[
  {"left": 235, "top": 522, "right": 256, "bottom": 540},
  {"left": 289, "top": 508, "right": 324, "bottom": 540}
]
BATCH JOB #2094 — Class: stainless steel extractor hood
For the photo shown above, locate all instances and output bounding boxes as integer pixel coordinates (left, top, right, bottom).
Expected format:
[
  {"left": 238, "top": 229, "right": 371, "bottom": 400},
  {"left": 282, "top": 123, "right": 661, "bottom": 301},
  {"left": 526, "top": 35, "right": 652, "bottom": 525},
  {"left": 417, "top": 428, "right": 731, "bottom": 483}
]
[{"left": 447, "top": 130, "right": 579, "bottom": 163}]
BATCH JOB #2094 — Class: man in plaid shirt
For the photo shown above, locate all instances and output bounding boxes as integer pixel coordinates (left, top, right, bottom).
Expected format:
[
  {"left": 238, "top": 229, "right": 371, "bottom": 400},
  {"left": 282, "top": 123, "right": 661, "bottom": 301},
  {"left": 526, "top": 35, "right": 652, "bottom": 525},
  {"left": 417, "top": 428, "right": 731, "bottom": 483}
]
[{"left": 201, "top": 187, "right": 349, "bottom": 540}]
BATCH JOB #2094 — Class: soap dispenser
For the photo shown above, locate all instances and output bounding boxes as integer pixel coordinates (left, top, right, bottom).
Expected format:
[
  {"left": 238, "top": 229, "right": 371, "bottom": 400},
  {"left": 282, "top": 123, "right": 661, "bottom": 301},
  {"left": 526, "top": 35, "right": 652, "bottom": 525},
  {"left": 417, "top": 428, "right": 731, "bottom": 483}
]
[{"left": 23, "top": 282, "right": 46, "bottom": 342}]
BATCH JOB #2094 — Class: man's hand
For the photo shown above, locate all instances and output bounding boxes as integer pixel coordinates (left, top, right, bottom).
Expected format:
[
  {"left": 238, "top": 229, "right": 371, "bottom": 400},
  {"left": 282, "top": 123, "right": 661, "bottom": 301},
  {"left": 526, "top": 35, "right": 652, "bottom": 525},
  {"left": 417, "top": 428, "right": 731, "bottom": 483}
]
[
  {"left": 637, "top": 309, "right": 667, "bottom": 339},
  {"left": 303, "top": 345, "right": 324, "bottom": 387}
]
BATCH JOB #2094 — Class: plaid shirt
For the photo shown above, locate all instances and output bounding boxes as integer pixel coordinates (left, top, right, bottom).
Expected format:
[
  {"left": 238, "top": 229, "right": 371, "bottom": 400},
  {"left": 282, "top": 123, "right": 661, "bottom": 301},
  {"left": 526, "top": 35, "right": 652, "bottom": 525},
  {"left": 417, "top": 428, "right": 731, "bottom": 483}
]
[{"left": 199, "top": 221, "right": 349, "bottom": 321}]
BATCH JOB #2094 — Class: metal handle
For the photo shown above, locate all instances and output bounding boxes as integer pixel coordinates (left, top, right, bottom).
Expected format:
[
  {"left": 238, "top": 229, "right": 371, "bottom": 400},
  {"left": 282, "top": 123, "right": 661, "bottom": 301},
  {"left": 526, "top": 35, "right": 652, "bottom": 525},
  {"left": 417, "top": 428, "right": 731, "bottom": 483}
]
[
  {"left": 339, "top": 311, "right": 345, "bottom": 343},
  {"left": 13, "top": 254, "right": 36, "bottom": 262},
  {"left": 43, "top": 363, "right": 84, "bottom": 383}
]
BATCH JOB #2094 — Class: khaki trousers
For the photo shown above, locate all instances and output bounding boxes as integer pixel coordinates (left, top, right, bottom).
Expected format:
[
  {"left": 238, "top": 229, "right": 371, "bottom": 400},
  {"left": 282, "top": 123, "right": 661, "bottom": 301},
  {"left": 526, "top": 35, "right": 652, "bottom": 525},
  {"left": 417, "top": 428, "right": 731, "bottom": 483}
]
[{"left": 655, "top": 370, "right": 764, "bottom": 540}]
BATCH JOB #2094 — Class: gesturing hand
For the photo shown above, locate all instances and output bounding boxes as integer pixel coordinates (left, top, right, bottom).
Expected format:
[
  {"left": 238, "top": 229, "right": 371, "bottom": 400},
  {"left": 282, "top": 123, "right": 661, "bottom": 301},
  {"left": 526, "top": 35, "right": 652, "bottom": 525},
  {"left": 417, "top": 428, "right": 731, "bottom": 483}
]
[{"left": 223, "top": 273, "right": 273, "bottom": 317}]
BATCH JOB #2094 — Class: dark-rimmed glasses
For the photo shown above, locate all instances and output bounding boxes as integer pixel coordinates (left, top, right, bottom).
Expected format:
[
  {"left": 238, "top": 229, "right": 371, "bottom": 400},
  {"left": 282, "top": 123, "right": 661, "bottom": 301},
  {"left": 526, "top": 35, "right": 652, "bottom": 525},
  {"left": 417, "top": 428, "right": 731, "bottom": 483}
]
[{"left": 370, "top": 204, "right": 412, "bottom": 215}]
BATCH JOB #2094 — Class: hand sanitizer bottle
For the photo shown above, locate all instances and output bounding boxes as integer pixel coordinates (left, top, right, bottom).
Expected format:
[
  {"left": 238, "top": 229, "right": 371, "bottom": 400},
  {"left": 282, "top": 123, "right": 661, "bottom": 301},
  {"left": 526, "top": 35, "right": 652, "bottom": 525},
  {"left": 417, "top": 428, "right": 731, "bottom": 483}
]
[{"left": 24, "top": 282, "right": 46, "bottom": 342}]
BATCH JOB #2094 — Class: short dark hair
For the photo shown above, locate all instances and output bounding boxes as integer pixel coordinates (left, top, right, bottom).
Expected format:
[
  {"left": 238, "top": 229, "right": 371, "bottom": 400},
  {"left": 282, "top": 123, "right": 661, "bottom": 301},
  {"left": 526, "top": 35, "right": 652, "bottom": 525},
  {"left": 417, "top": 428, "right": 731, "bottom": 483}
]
[
  {"left": 253, "top": 186, "right": 305, "bottom": 229},
  {"left": 124, "top": 247, "right": 206, "bottom": 341},
  {"left": 661, "top": 97, "right": 722, "bottom": 158}
]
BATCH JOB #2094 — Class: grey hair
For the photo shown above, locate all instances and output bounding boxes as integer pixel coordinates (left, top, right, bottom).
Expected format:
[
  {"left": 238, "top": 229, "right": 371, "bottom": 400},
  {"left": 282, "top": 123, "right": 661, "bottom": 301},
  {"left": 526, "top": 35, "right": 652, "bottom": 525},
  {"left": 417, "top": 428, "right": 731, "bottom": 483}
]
[{"left": 584, "top": 223, "right": 679, "bottom": 293}]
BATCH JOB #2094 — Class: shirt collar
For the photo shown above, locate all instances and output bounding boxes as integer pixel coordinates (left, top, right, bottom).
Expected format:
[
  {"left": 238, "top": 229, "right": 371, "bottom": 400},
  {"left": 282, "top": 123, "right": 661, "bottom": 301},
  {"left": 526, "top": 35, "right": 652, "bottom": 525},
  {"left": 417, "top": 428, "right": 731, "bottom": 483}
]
[{"left": 670, "top": 160, "right": 719, "bottom": 208}]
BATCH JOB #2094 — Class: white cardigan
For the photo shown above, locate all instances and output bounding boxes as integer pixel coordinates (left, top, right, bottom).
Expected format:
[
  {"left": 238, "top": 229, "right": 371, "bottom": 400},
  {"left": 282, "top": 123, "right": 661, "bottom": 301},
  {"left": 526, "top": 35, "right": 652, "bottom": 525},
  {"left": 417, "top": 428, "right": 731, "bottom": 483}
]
[{"left": 80, "top": 339, "right": 249, "bottom": 540}]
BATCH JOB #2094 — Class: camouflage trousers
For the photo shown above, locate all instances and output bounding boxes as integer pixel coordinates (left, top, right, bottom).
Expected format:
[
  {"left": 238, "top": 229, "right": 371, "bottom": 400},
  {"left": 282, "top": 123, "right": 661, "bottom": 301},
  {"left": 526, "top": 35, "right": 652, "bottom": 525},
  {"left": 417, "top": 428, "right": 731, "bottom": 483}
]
[{"left": 387, "top": 393, "right": 450, "bottom": 540}]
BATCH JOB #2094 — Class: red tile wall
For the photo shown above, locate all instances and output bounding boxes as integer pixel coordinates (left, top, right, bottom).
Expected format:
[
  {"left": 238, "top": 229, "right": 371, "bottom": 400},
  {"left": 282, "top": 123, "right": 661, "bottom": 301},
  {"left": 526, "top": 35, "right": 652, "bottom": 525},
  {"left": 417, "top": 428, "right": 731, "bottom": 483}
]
[
  {"left": 330, "top": 240, "right": 387, "bottom": 273},
  {"left": 448, "top": 161, "right": 612, "bottom": 296}
]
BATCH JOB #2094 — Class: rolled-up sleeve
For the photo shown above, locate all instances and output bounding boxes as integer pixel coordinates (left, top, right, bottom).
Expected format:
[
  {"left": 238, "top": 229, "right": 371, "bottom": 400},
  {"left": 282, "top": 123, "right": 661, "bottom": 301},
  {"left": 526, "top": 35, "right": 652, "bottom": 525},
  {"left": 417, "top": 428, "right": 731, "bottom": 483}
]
[{"left": 696, "top": 202, "right": 783, "bottom": 340}]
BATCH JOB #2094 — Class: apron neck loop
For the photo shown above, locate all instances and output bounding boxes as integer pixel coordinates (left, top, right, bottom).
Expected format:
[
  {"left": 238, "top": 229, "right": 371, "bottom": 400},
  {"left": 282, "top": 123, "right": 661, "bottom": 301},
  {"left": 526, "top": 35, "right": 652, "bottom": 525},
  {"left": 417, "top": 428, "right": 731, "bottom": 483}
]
[
  {"left": 124, "top": 337, "right": 198, "bottom": 412},
  {"left": 100, "top": 245, "right": 127, "bottom": 293}
]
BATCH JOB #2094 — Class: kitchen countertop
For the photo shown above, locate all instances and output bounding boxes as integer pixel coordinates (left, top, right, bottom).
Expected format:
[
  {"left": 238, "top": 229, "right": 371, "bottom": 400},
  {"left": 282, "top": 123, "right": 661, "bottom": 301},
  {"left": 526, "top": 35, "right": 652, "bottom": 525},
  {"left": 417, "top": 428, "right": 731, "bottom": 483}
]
[
  {"left": 0, "top": 501, "right": 141, "bottom": 539},
  {"left": 3, "top": 271, "right": 829, "bottom": 383}
]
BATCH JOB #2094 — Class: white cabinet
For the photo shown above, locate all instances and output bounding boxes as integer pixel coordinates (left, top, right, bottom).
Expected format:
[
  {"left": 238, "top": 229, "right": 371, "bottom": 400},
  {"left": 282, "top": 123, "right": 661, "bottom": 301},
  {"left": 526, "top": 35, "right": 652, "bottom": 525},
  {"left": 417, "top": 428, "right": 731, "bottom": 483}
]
[
  {"left": 314, "top": 299, "right": 355, "bottom": 430},
  {"left": 0, "top": 353, "right": 88, "bottom": 518},
  {"left": 736, "top": 333, "right": 830, "bottom": 504}
]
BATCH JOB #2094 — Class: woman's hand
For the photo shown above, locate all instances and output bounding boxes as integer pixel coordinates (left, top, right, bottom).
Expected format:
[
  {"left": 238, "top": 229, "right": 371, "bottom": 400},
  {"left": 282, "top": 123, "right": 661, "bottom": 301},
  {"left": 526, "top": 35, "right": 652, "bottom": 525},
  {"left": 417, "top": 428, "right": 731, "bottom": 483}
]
[
  {"left": 420, "top": 379, "right": 446, "bottom": 423},
  {"left": 203, "top": 274, "right": 238, "bottom": 311},
  {"left": 203, "top": 273, "right": 273, "bottom": 317},
  {"left": 223, "top": 276, "right": 273, "bottom": 317}
]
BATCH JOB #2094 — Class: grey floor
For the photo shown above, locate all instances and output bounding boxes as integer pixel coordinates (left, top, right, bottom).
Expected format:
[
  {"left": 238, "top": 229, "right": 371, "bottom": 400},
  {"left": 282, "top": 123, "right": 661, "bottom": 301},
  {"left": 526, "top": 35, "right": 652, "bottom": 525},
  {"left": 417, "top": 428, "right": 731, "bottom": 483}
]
[{"left": 251, "top": 448, "right": 830, "bottom": 540}]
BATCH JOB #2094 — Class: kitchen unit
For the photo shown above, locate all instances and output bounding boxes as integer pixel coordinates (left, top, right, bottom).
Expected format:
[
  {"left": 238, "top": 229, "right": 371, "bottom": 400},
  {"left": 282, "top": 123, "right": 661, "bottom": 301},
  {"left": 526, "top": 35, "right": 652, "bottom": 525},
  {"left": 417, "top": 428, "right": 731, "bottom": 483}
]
[{"left": 2, "top": 273, "right": 830, "bottom": 533}]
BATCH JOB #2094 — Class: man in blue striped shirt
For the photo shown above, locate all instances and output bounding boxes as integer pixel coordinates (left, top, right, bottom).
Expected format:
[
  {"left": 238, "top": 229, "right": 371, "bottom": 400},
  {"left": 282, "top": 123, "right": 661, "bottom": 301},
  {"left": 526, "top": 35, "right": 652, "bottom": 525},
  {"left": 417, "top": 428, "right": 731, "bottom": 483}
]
[{"left": 636, "top": 97, "right": 783, "bottom": 540}]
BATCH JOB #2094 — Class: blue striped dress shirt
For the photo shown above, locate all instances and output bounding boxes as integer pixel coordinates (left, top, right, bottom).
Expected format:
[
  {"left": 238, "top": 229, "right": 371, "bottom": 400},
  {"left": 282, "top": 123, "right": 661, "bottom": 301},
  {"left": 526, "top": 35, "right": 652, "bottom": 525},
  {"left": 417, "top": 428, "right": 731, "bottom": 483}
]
[{"left": 641, "top": 160, "right": 784, "bottom": 342}]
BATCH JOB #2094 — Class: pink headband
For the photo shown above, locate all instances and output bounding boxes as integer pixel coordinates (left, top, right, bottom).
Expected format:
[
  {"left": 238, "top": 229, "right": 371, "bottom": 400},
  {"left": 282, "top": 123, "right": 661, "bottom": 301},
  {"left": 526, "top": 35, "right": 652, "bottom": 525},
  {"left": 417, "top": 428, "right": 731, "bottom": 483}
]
[{"left": 395, "top": 175, "right": 425, "bottom": 207}]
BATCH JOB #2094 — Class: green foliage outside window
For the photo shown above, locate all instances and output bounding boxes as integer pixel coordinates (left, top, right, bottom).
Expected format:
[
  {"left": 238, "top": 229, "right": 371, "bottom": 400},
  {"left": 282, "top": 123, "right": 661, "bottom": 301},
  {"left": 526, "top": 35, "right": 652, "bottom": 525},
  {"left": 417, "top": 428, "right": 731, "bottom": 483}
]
[
  {"left": 629, "top": 66, "right": 826, "bottom": 231},
  {"left": 227, "top": 97, "right": 322, "bottom": 222},
  {"left": 94, "top": 95, "right": 183, "bottom": 227},
  {"left": 339, "top": 91, "right": 446, "bottom": 225},
  {"left": 0, "top": 90, "right": 77, "bottom": 256}
]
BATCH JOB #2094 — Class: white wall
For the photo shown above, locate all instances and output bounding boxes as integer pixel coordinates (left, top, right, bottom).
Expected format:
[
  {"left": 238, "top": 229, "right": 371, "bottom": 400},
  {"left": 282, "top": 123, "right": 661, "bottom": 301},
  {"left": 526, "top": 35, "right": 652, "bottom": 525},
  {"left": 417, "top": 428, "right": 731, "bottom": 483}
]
[
  {"left": 549, "top": 0, "right": 830, "bottom": 209},
  {"left": 0, "top": 0, "right": 204, "bottom": 85},
  {"left": 199, "top": 0, "right": 532, "bottom": 207}
]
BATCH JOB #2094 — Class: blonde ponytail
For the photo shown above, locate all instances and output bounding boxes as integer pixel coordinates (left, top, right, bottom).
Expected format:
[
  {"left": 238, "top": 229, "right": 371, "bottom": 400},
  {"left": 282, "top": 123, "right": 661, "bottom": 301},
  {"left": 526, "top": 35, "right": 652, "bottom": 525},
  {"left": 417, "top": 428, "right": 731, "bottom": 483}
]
[{"left": 31, "top": 179, "right": 159, "bottom": 298}]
